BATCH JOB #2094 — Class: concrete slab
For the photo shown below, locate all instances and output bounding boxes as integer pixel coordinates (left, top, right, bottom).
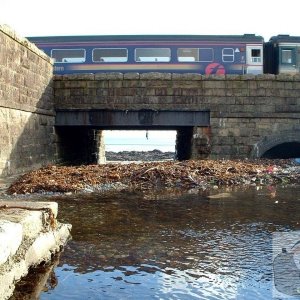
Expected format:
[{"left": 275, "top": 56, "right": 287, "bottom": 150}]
[
  {"left": 0, "top": 202, "right": 58, "bottom": 240},
  {"left": 0, "top": 222, "right": 71, "bottom": 300},
  {"left": 0, "top": 220, "right": 22, "bottom": 265},
  {"left": 0, "top": 201, "right": 58, "bottom": 217},
  {"left": 0, "top": 210, "right": 47, "bottom": 240},
  {"left": 0, "top": 200, "right": 71, "bottom": 299}
]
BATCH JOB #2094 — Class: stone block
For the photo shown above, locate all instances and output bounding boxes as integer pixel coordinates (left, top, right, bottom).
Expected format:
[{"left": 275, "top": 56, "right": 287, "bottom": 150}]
[
  {"left": 123, "top": 73, "right": 140, "bottom": 80},
  {"left": 239, "top": 74, "right": 256, "bottom": 80},
  {"left": 95, "top": 72, "right": 123, "bottom": 80},
  {"left": 203, "top": 74, "right": 226, "bottom": 80},
  {"left": 171, "top": 73, "right": 202, "bottom": 81},
  {"left": 140, "top": 72, "right": 171, "bottom": 80},
  {"left": 202, "top": 81, "right": 226, "bottom": 89},
  {"left": 63, "top": 73, "right": 94, "bottom": 81},
  {"left": 275, "top": 74, "right": 295, "bottom": 81},
  {"left": 255, "top": 74, "right": 275, "bottom": 80}
]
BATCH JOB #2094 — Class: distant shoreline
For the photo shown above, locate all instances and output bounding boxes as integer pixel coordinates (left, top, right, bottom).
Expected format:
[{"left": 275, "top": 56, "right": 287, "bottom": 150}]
[{"left": 105, "top": 149, "right": 175, "bottom": 162}]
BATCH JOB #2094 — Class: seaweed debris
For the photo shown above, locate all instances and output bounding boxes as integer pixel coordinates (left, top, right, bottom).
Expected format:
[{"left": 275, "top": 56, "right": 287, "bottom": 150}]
[{"left": 7, "top": 159, "right": 300, "bottom": 195}]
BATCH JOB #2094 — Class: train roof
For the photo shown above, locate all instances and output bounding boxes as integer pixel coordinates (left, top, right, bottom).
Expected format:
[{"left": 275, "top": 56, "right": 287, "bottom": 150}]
[
  {"left": 269, "top": 35, "right": 300, "bottom": 43},
  {"left": 27, "top": 34, "right": 264, "bottom": 44}
]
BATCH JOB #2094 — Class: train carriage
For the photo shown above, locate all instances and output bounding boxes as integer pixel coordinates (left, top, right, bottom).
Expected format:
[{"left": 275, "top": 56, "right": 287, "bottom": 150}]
[
  {"left": 27, "top": 34, "right": 264, "bottom": 75},
  {"left": 264, "top": 35, "right": 300, "bottom": 74}
]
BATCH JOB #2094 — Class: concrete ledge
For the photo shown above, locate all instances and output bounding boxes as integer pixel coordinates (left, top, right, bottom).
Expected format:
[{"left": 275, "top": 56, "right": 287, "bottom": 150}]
[
  {"left": 0, "top": 201, "right": 58, "bottom": 240},
  {"left": 0, "top": 223, "right": 71, "bottom": 300},
  {"left": 54, "top": 72, "right": 300, "bottom": 82},
  {"left": 0, "top": 201, "right": 71, "bottom": 300},
  {"left": 0, "top": 201, "right": 58, "bottom": 218}
]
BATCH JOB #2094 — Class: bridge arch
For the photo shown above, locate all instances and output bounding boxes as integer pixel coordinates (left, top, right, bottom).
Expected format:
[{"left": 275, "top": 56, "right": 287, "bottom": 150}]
[{"left": 251, "top": 131, "right": 300, "bottom": 158}]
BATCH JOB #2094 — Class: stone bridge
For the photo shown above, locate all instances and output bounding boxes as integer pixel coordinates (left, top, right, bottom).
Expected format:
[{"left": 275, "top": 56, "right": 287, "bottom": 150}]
[
  {"left": 1, "top": 24, "right": 300, "bottom": 176},
  {"left": 54, "top": 72, "right": 300, "bottom": 162}
]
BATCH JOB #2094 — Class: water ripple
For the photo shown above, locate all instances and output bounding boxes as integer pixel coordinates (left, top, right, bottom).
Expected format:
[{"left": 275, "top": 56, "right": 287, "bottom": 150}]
[{"left": 11, "top": 185, "right": 300, "bottom": 299}]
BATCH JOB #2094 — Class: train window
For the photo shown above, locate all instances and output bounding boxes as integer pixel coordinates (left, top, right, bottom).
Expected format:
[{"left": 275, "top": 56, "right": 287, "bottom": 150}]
[
  {"left": 135, "top": 48, "right": 171, "bottom": 62},
  {"left": 251, "top": 49, "right": 261, "bottom": 63},
  {"left": 51, "top": 49, "right": 85, "bottom": 63},
  {"left": 246, "top": 45, "right": 262, "bottom": 65},
  {"left": 177, "top": 48, "right": 199, "bottom": 62},
  {"left": 199, "top": 48, "right": 214, "bottom": 62},
  {"left": 93, "top": 48, "right": 128, "bottom": 62},
  {"left": 222, "top": 48, "right": 234, "bottom": 62},
  {"left": 281, "top": 49, "right": 294, "bottom": 64}
]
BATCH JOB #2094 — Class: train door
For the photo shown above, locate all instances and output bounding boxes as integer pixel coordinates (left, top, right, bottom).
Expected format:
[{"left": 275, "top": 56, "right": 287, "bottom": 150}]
[
  {"left": 246, "top": 45, "right": 263, "bottom": 74},
  {"left": 278, "top": 46, "right": 298, "bottom": 74}
]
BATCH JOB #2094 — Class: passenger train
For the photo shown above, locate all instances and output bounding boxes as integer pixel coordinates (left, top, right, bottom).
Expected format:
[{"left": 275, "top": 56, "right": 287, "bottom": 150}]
[{"left": 27, "top": 34, "right": 300, "bottom": 75}]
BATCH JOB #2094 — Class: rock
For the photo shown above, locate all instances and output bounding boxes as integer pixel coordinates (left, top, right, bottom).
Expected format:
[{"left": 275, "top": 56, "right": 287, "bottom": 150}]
[{"left": 106, "top": 149, "right": 175, "bottom": 162}]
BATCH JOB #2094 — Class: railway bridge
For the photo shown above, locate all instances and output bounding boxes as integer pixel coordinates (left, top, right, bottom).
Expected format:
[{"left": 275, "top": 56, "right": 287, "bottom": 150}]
[
  {"left": 1, "top": 25, "right": 300, "bottom": 176},
  {"left": 54, "top": 72, "right": 300, "bottom": 163}
]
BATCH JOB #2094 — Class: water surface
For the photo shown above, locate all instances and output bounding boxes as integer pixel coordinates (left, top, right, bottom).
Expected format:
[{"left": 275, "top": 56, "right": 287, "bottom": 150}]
[{"left": 11, "top": 185, "right": 300, "bottom": 299}]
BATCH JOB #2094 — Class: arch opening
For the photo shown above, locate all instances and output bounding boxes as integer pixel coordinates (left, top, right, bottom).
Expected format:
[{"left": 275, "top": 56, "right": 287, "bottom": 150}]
[
  {"left": 261, "top": 142, "right": 300, "bottom": 159},
  {"left": 55, "top": 126, "right": 199, "bottom": 165},
  {"left": 104, "top": 130, "right": 177, "bottom": 162}
]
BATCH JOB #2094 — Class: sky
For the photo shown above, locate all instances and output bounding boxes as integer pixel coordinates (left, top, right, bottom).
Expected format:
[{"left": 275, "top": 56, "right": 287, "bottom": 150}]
[
  {"left": 1, "top": 0, "right": 299, "bottom": 41},
  {"left": 104, "top": 130, "right": 176, "bottom": 152}
]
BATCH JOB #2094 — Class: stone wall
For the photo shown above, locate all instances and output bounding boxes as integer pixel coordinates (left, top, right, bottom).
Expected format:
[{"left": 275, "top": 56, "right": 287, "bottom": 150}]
[
  {"left": 0, "top": 25, "right": 57, "bottom": 176},
  {"left": 54, "top": 73, "right": 300, "bottom": 159}
]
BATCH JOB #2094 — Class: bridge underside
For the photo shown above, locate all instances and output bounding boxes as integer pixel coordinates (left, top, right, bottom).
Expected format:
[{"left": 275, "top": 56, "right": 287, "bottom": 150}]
[
  {"left": 55, "top": 109, "right": 210, "bottom": 129},
  {"left": 55, "top": 109, "right": 211, "bottom": 164}
]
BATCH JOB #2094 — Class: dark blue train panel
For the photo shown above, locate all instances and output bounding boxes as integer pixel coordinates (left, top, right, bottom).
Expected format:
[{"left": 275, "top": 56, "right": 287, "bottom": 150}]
[{"left": 27, "top": 35, "right": 264, "bottom": 75}]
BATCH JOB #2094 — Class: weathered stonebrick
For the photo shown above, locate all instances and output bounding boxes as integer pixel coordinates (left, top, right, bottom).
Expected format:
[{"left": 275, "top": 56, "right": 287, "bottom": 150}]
[
  {"left": 0, "top": 26, "right": 56, "bottom": 176},
  {"left": 52, "top": 72, "right": 299, "bottom": 159},
  {"left": 172, "top": 73, "right": 202, "bottom": 81}
]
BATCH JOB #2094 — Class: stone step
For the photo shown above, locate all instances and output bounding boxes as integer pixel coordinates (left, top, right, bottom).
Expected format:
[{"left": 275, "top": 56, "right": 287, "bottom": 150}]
[
  {"left": 0, "top": 223, "right": 71, "bottom": 300},
  {"left": 0, "top": 201, "right": 71, "bottom": 300},
  {"left": 0, "top": 201, "right": 58, "bottom": 241},
  {"left": 0, "top": 201, "right": 58, "bottom": 217}
]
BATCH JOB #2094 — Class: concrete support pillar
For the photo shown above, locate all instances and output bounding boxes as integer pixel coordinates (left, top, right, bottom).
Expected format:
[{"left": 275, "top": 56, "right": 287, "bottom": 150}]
[
  {"left": 55, "top": 127, "right": 106, "bottom": 165},
  {"left": 95, "top": 130, "right": 106, "bottom": 164},
  {"left": 190, "top": 127, "right": 212, "bottom": 159},
  {"left": 175, "top": 127, "right": 193, "bottom": 160},
  {"left": 176, "top": 126, "right": 211, "bottom": 160}
]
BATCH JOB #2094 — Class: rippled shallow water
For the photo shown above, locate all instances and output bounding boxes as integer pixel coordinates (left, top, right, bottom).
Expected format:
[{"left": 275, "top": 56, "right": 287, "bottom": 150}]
[{"left": 11, "top": 185, "right": 300, "bottom": 299}]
